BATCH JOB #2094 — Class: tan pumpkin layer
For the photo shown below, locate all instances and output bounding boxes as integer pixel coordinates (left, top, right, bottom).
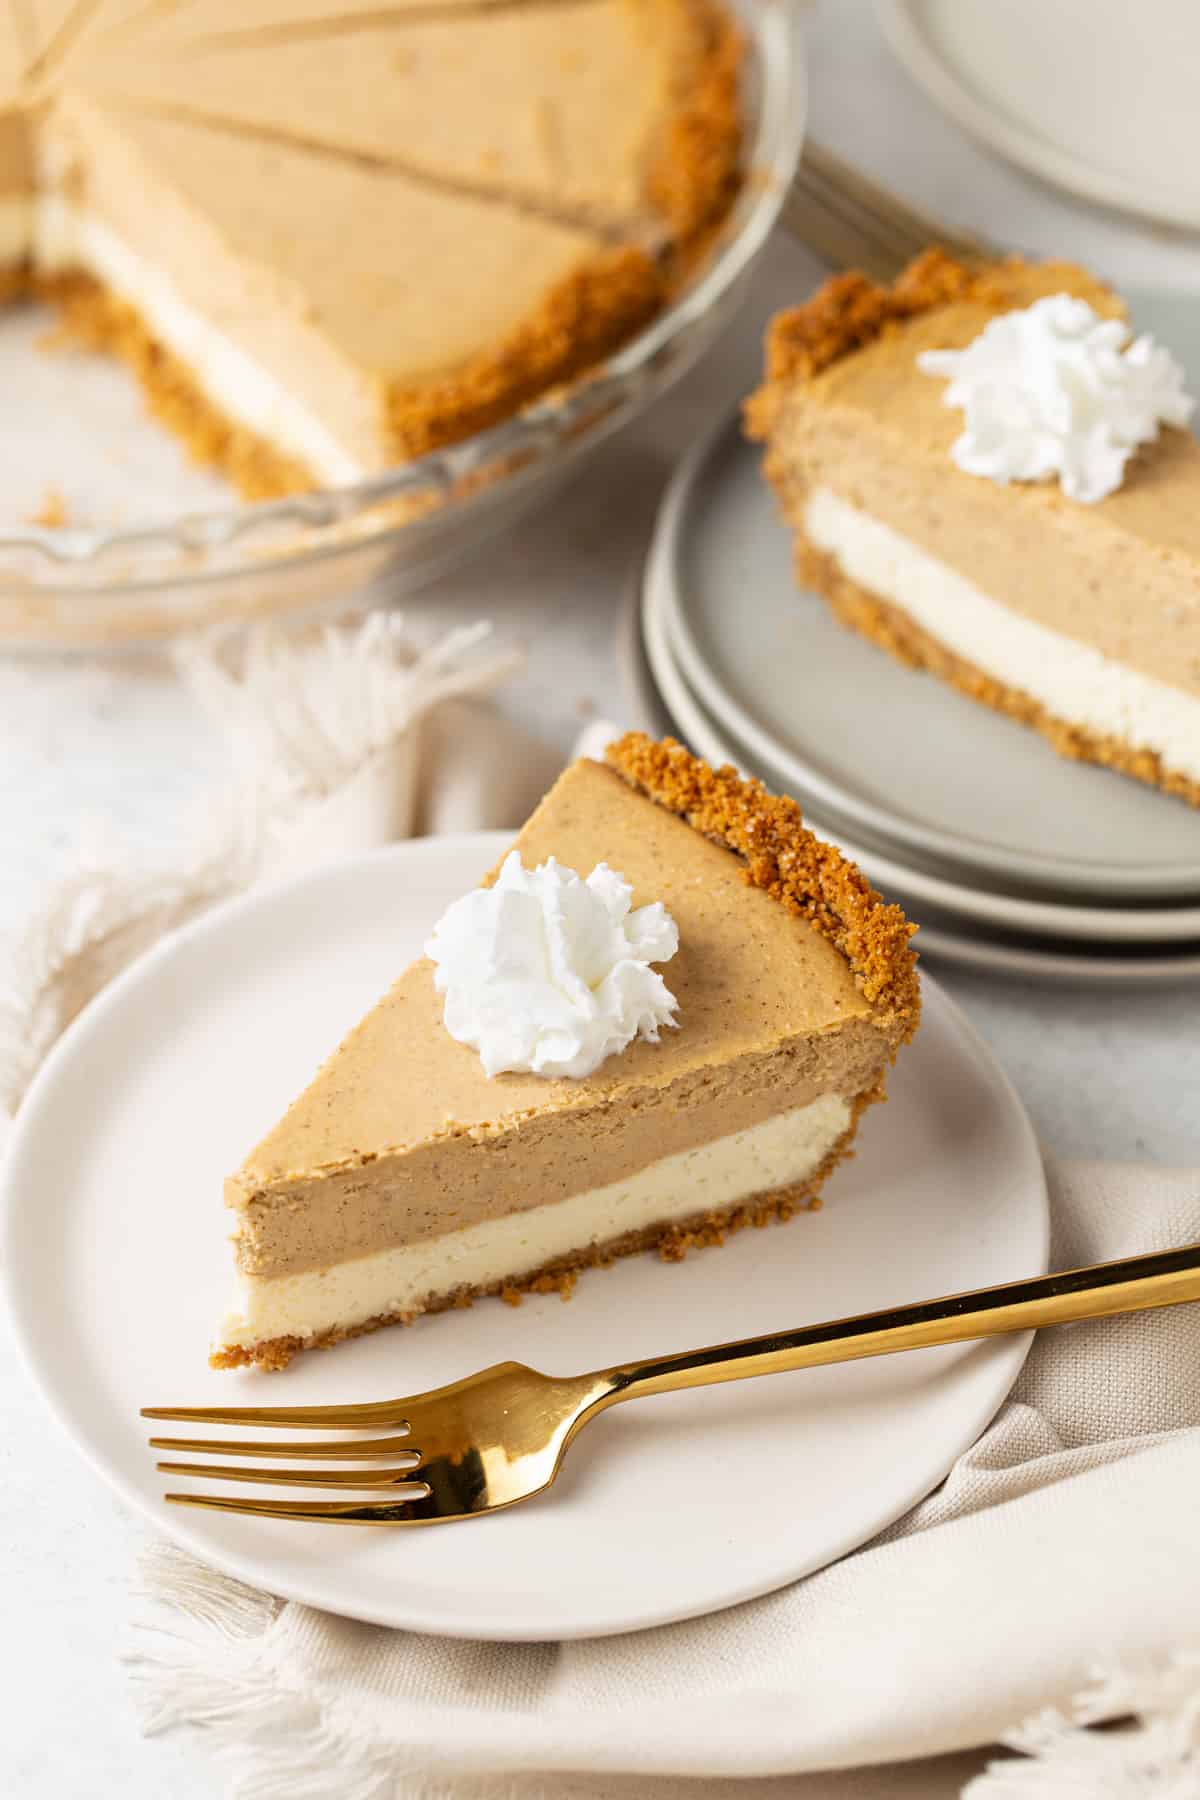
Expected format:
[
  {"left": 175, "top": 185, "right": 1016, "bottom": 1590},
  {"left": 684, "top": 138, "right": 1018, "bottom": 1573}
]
[
  {"left": 210, "top": 1094, "right": 873, "bottom": 1372},
  {"left": 787, "top": 518, "right": 1200, "bottom": 810}
]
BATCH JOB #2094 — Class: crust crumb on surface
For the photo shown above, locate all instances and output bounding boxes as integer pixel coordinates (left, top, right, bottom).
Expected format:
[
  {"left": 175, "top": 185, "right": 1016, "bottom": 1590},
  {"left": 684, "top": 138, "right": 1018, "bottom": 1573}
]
[
  {"left": 605, "top": 732, "right": 921, "bottom": 1031},
  {"left": 27, "top": 483, "right": 67, "bottom": 528},
  {"left": 210, "top": 1105, "right": 873, "bottom": 1371},
  {"left": 788, "top": 528, "right": 1200, "bottom": 810}
]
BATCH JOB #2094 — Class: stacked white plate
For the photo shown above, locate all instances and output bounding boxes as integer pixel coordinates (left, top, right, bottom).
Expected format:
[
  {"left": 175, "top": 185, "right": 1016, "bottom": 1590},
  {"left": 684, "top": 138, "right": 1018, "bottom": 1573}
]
[{"left": 621, "top": 377, "right": 1200, "bottom": 986}]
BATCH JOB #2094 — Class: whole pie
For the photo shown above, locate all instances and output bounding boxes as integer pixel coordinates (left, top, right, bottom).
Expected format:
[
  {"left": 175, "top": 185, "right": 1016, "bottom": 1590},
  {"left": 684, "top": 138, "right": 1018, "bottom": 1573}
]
[
  {"left": 0, "top": 0, "right": 742, "bottom": 497},
  {"left": 746, "top": 251, "right": 1200, "bottom": 807},
  {"left": 213, "top": 733, "right": 920, "bottom": 1371}
]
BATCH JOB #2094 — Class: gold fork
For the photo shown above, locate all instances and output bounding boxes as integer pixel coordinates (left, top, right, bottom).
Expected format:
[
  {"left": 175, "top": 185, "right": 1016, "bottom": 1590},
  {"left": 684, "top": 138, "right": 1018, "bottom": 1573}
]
[{"left": 145, "top": 1242, "right": 1200, "bottom": 1526}]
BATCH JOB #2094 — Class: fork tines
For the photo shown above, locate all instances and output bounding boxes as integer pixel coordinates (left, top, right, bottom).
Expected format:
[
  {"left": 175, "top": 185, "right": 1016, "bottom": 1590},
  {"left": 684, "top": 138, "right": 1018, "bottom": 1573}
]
[{"left": 143, "top": 1402, "right": 435, "bottom": 1522}]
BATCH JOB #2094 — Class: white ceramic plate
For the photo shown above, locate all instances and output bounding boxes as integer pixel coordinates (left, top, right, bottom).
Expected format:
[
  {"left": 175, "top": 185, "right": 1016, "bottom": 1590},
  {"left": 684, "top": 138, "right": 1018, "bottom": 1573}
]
[
  {"left": 653, "top": 413, "right": 1200, "bottom": 904},
  {"left": 879, "top": 0, "right": 1200, "bottom": 232},
  {"left": 646, "top": 539, "right": 1200, "bottom": 946},
  {"left": 2, "top": 837, "right": 1046, "bottom": 1640},
  {"left": 633, "top": 571, "right": 1200, "bottom": 987}
]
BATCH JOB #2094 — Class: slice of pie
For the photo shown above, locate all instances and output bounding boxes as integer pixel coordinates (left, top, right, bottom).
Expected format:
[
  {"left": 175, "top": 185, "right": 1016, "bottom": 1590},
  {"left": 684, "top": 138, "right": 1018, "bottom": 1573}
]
[
  {"left": 213, "top": 733, "right": 919, "bottom": 1371},
  {"left": 745, "top": 251, "right": 1200, "bottom": 807}
]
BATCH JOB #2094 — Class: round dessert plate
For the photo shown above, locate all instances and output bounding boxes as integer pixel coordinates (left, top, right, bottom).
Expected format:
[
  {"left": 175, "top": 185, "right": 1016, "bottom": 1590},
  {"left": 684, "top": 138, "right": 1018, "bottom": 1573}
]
[
  {"left": 645, "top": 537, "right": 1200, "bottom": 946},
  {"left": 3, "top": 837, "right": 1045, "bottom": 1641},
  {"left": 880, "top": 0, "right": 1200, "bottom": 232},
  {"left": 631, "top": 574, "right": 1200, "bottom": 986}
]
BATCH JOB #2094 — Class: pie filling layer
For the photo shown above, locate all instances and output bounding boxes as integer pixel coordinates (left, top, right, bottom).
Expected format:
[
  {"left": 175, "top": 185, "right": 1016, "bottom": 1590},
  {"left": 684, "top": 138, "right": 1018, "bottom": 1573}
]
[
  {"left": 33, "top": 197, "right": 367, "bottom": 485},
  {"left": 805, "top": 487, "right": 1200, "bottom": 785},
  {"left": 215, "top": 1091, "right": 852, "bottom": 1352},
  {"left": 0, "top": 193, "right": 31, "bottom": 262}
]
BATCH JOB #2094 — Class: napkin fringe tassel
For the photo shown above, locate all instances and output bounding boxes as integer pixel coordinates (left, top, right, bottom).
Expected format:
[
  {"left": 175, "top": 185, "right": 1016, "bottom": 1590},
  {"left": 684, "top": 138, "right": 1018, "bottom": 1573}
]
[
  {"left": 0, "top": 830, "right": 241, "bottom": 1123},
  {"left": 0, "top": 613, "right": 518, "bottom": 1125},
  {"left": 128, "top": 1543, "right": 554, "bottom": 1800},
  {"left": 128, "top": 1545, "right": 401, "bottom": 1800},
  {"left": 966, "top": 1648, "right": 1200, "bottom": 1796}
]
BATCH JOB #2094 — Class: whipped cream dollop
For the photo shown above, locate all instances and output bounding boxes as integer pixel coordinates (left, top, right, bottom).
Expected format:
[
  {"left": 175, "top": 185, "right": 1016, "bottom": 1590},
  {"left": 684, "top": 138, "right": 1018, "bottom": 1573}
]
[
  {"left": 917, "top": 293, "right": 1194, "bottom": 503},
  {"left": 425, "top": 853, "right": 679, "bottom": 1079}
]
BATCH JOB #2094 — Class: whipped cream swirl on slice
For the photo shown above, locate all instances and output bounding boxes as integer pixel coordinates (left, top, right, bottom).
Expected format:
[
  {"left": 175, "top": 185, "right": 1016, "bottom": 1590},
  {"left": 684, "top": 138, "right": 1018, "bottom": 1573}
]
[
  {"left": 918, "top": 293, "right": 1194, "bottom": 503},
  {"left": 425, "top": 853, "right": 679, "bottom": 1079}
]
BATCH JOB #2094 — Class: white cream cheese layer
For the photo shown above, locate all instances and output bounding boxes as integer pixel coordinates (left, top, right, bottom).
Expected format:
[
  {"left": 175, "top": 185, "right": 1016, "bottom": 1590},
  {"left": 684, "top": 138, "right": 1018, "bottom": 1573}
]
[
  {"left": 215, "top": 1093, "right": 852, "bottom": 1351},
  {"left": 805, "top": 487, "right": 1200, "bottom": 784},
  {"left": 33, "top": 197, "right": 368, "bottom": 486},
  {"left": 0, "top": 193, "right": 32, "bottom": 264}
]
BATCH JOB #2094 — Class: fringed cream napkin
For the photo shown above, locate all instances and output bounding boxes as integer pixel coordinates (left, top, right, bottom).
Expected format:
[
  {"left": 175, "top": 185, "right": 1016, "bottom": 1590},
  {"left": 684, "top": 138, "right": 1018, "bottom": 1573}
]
[{"left": 3, "top": 618, "right": 1198, "bottom": 1800}]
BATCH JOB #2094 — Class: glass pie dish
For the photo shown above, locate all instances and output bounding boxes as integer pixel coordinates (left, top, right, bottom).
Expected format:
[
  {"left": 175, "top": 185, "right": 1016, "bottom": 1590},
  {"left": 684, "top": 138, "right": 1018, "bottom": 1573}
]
[{"left": 0, "top": 0, "right": 805, "bottom": 652}]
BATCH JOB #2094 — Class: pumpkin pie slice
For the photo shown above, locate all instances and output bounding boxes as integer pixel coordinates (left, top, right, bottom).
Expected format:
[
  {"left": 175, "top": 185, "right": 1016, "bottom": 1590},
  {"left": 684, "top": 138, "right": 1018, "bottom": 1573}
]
[
  {"left": 746, "top": 251, "right": 1200, "bottom": 807},
  {"left": 72, "top": 0, "right": 741, "bottom": 248},
  {"left": 35, "top": 96, "right": 664, "bottom": 492},
  {"left": 213, "top": 734, "right": 919, "bottom": 1370}
]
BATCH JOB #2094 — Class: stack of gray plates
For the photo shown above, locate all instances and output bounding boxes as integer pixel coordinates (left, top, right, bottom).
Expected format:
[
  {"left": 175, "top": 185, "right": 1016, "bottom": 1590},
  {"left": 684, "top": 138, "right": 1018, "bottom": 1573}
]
[{"left": 622, "top": 414, "right": 1200, "bottom": 986}]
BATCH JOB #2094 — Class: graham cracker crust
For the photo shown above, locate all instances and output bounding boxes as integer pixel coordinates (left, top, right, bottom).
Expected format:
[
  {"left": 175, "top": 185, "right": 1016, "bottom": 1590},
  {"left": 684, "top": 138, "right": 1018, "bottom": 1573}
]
[
  {"left": 606, "top": 732, "right": 921, "bottom": 1033},
  {"left": 210, "top": 1094, "right": 876, "bottom": 1372},
  {"left": 790, "top": 524, "right": 1200, "bottom": 810},
  {"left": 647, "top": 0, "right": 744, "bottom": 276},
  {"left": 0, "top": 263, "right": 30, "bottom": 304}
]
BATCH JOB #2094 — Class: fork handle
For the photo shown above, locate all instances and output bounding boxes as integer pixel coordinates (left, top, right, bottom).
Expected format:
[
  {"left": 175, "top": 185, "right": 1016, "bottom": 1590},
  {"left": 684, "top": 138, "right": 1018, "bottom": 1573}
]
[{"left": 593, "top": 1242, "right": 1200, "bottom": 1406}]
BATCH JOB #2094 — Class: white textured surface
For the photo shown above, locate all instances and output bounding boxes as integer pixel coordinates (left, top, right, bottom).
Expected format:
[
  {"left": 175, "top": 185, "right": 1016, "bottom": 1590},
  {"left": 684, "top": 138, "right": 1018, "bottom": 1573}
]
[
  {"left": 3, "top": 3, "right": 1200, "bottom": 1794},
  {"left": 218, "top": 1095, "right": 850, "bottom": 1349},
  {"left": 34, "top": 197, "right": 367, "bottom": 485},
  {"left": 805, "top": 486, "right": 1200, "bottom": 779}
]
